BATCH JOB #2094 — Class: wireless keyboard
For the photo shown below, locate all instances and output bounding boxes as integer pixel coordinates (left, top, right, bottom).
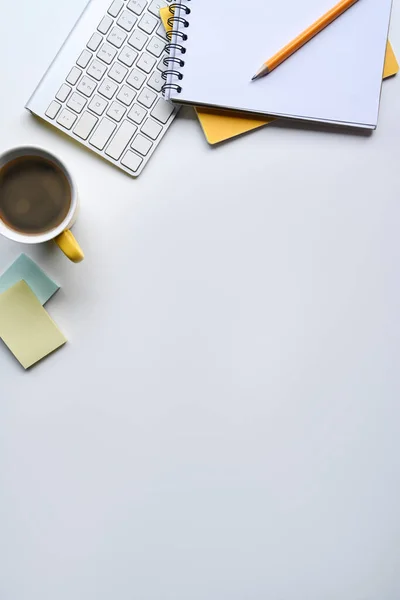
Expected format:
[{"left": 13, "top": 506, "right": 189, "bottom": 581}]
[{"left": 26, "top": 0, "right": 179, "bottom": 177}]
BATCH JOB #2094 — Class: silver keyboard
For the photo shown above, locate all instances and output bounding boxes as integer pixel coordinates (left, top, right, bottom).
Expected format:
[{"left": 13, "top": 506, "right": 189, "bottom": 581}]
[{"left": 26, "top": 0, "right": 178, "bottom": 177}]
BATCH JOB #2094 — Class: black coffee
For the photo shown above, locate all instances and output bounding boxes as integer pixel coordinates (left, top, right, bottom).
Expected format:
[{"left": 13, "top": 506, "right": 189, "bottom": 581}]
[{"left": 0, "top": 156, "right": 71, "bottom": 234}]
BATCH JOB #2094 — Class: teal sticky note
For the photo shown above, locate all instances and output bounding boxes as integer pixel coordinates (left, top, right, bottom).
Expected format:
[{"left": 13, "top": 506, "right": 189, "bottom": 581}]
[{"left": 0, "top": 254, "right": 59, "bottom": 305}]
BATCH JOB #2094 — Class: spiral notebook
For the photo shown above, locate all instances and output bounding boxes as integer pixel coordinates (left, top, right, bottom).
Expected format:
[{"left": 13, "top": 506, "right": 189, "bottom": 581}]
[
  {"left": 164, "top": 0, "right": 393, "bottom": 130},
  {"left": 160, "top": 7, "right": 398, "bottom": 144}
]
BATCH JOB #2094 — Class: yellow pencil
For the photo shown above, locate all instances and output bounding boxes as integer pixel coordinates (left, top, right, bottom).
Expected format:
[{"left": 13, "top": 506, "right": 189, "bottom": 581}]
[{"left": 252, "top": 0, "right": 360, "bottom": 81}]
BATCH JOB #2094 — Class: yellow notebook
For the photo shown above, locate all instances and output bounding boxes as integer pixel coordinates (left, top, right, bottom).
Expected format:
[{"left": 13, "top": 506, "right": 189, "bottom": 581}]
[{"left": 160, "top": 7, "right": 398, "bottom": 144}]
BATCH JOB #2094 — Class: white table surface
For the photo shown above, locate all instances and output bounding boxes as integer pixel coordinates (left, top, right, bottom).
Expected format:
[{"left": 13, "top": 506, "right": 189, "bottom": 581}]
[{"left": 1, "top": 1, "right": 400, "bottom": 598}]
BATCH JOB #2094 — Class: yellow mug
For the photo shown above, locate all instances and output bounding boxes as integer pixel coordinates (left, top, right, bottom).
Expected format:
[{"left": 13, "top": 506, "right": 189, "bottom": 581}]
[{"left": 0, "top": 146, "right": 84, "bottom": 263}]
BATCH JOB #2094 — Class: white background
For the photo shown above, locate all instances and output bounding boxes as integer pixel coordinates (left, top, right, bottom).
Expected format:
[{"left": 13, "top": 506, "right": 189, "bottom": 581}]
[{"left": 0, "top": 1, "right": 400, "bottom": 599}]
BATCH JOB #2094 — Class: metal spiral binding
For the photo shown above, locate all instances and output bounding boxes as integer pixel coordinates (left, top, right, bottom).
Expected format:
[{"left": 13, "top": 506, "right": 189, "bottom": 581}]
[{"left": 162, "top": 1, "right": 192, "bottom": 94}]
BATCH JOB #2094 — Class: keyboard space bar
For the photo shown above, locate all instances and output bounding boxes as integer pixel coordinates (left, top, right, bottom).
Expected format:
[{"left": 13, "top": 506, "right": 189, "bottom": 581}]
[{"left": 105, "top": 121, "right": 137, "bottom": 160}]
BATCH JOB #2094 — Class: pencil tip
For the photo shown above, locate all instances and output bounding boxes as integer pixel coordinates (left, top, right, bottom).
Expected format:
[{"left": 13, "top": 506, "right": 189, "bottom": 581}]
[{"left": 252, "top": 66, "right": 269, "bottom": 81}]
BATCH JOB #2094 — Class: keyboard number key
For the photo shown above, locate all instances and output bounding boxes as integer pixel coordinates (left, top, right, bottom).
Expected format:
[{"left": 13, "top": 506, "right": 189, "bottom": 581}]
[
  {"left": 97, "top": 43, "right": 118, "bottom": 65},
  {"left": 140, "top": 117, "right": 162, "bottom": 140},
  {"left": 57, "top": 108, "right": 77, "bottom": 130},
  {"left": 88, "top": 94, "right": 109, "bottom": 115},
  {"left": 73, "top": 111, "right": 98, "bottom": 140},
  {"left": 87, "top": 59, "right": 107, "bottom": 80},
  {"left": 77, "top": 76, "right": 97, "bottom": 97},
  {"left": 121, "top": 150, "right": 143, "bottom": 173},
  {"left": 107, "top": 26, "right": 127, "bottom": 48},
  {"left": 45, "top": 101, "right": 61, "bottom": 119},
  {"left": 127, "top": 0, "right": 147, "bottom": 15},
  {"left": 117, "top": 10, "right": 137, "bottom": 31}
]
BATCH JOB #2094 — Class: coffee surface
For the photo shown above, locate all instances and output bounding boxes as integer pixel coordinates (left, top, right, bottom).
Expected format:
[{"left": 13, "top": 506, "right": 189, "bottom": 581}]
[{"left": 0, "top": 156, "right": 71, "bottom": 234}]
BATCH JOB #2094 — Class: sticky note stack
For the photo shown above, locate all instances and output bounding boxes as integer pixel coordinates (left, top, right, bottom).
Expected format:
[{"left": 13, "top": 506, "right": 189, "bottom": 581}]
[{"left": 0, "top": 255, "right": 66, "bottom": 369}]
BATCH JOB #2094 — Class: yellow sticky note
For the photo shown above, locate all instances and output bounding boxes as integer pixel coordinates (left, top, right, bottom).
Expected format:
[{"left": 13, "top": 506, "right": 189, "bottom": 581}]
[
  {"left": 159, "top": 6, "right": 398, "bottom": 144},
  {"left": 0, "top": 280, "right": 67, "bottom": 369},
  {"left": 384, "top": 41, "right": 399, "bottom": 78}
]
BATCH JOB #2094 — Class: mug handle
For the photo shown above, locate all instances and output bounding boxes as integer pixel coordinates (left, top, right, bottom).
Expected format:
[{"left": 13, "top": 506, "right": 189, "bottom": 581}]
[{"left": 54, "top": 230, "right": 84, "bottom": 263}]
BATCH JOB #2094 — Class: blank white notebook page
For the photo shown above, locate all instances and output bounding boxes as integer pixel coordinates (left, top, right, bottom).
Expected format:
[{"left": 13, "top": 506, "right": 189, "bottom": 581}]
[{"left": 168, "top": 0, "right": 392, "bottom": 128}]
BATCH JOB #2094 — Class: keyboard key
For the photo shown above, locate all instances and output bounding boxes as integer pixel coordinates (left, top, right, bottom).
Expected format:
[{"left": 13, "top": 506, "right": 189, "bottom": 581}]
[
  {"left": 148, "top": 0, "right": 166, "bottom": 16},
  {"left": 128, "top": 29, "right": 148, "bottom": 51},
  {"left": 117, "top": 85, "right": 136, "bottom": 106},
  {"left": 119, "top": 46, "right": 137, "bottom": 67},
  {"left": 105, "top": 120, "right": 137, "bottom": 160},
  {"left": 97, "top": 43, "right": 117, "bottom": 65},
  {"left": 157, "top": 56, "right": 166, "bottom": 71},
  {"left": 45, "top": 101, "right": 61, "bottom": 119},
  {"left": 136, "top": 52, "right": 156, "bottom": 73},
  {"left": 108, "top": 0, "right": 124, "bottom": 17},
  {"left": 73, "top": 111, "right": 98, "bottom": 139},
  {"left": 57, "top": 108, "right": 77, "bottom": 130},
  {"left": 98, "top": 15, "right": 113, "bottom": 34},
  {"left": 66, "top": 66, "right": 82, "bottom": 85},
  {"left": 108, "top": 62, "right": 128, "bottom": 83},
  {"left": 127, "top": 103, "right": 147, "bottom": 124},
  {"left": 77, "top": 49, "right": 92, "bottom": 68},
  {"left": 140, "top": 117, "right": 162, "bottom": 139},
  {"left": 126, "top": 68, "right": 146, "bottom": 90},
  {"left": 98, "top": 78, "right": 118, "bottom": 99},
  {"left": 87, "top": 59, "right": 107, "bottom": 80},
  {"left": 127, "top": 0, "right": 147, "bottom": 15},
  {"left": 147, "top": 36, "right": 166, "bottom": 57},
  {"left": 90, "top": 118, "right": 116, "bottom": 150},
  {"left": 56, "top": 83, "right": 71, "bottom": 102},
  {"left": 138, "top": 13, "right": 157, "bottom": 34},
  {"left": 156, "top": 22, "right": 167, "bottom": 40},
  {"left": 131, "top": 133, "right": 152, "bottom": 155},
  {"left": 147, "top": 70, "right": 163, "bottom": 92},
  {"left": 107, "top": 27, "right": 127, "bottom": 48},
  {"left": 87, "top": 32, "right": 102, "bottom": 51},
  {"left": 117, "top": 10, "right": 137, "bottom": 32},
  {"left": 137, "top": 87, "right": 156, "bottom": 108},
  {"left": 107, "top": 101, "right": 126, "bottom": 122},
  {"left": 88, "top": 94, "right": 108, "bottom": 115},
  {"left": 67, "top": 92, "right": 87, "bottom": 113},
  {"left": 151, "top": 97, "right": 174, "bottom": 123},
  {"left": 121, "top": 150, "right": 143, "bottom": 172},
  {"left": 77, "top": 76, "right": 97, "bottom": 97}
]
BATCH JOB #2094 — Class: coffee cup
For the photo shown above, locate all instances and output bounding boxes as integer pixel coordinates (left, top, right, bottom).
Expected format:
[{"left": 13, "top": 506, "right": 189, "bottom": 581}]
[{"left": 0, "top": 146, "right": 84, "bottom": 263}]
